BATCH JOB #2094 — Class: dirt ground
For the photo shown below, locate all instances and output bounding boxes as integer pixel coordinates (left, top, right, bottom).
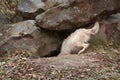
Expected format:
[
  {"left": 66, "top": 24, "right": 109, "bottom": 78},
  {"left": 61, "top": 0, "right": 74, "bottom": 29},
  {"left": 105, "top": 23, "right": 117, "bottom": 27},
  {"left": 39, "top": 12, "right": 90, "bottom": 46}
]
[{"left": 0, "top": 43, "right": 120, "bottom": 80}]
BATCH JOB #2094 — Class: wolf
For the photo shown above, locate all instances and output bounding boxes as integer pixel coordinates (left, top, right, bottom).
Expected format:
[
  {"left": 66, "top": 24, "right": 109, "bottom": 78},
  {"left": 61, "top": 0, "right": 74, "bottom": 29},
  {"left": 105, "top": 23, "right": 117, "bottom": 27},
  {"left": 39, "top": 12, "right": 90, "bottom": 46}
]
[{"left": 59, "top": 22, "right": 99, "bottom": 56}]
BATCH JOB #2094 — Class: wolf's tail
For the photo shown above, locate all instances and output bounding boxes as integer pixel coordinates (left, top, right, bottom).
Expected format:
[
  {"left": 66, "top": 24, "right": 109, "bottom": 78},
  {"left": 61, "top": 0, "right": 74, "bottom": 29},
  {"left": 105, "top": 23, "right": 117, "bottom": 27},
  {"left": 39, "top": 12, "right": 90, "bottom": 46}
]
[{"left": 89, "top": 22, "right": 99, "bottom": 35}]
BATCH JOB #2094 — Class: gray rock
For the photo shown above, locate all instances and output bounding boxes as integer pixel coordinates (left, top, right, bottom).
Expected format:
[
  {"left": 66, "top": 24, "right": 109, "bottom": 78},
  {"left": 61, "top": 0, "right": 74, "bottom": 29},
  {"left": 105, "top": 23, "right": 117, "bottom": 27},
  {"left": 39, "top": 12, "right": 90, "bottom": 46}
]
[
  {"left": 36, "top": 0, "right": 120, "bottom": 30},
  {"left": 0, "top": 20, "right": 61, "bottom": 57},
  {"left": 17, "top": 0, "right": 45, "bottom": 19}
]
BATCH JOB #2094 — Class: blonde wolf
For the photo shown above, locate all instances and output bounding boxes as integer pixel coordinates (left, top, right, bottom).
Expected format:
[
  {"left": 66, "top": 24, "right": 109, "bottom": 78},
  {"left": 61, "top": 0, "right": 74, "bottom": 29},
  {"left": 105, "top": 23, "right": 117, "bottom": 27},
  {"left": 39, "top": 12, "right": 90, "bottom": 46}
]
[{"left": 59, "top": 22, "right": 99, "bottom": 56}]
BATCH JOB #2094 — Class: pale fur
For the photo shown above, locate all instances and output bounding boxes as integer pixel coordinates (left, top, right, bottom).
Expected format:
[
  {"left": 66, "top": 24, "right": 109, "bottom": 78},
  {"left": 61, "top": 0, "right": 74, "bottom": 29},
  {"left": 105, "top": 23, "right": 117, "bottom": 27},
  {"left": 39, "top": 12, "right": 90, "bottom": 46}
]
[{"left": 59, "top": 22, "right": 99, "bottom": 56}]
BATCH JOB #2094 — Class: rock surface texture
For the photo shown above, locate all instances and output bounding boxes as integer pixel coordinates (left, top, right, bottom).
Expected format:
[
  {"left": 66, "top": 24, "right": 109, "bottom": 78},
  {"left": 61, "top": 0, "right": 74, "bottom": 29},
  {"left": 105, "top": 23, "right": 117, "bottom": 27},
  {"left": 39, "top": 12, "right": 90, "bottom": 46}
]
[
  {"left": 43, "top": 0, "right": 63, "bottom": 10},
  {"left": 17, "top": 0, "right": 45, "bottom": 19},
  {"left": 36, "top": 0, "right": 120, "bottom": 30}
]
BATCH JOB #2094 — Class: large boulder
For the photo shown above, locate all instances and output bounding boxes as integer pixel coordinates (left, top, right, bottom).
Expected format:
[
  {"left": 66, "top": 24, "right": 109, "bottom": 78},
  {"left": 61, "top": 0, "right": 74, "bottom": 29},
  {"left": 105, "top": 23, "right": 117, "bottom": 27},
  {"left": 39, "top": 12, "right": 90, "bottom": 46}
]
[
  {"left": 0, "top": 20, "right": 61, "bottom": 57},
  {"left": 17, "top": 0, "right": 45, "bottom": 19},
  {"left": 36, "top": 0, "right": 120, "bottom": 30}
]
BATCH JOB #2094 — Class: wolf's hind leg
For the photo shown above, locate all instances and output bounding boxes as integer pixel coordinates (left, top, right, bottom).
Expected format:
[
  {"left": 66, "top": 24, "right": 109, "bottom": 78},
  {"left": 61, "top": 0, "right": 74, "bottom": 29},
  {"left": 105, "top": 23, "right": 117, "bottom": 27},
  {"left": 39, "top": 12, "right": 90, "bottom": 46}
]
[{"left": 78, "top": 43, "right": 89, "bottom": 55}]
